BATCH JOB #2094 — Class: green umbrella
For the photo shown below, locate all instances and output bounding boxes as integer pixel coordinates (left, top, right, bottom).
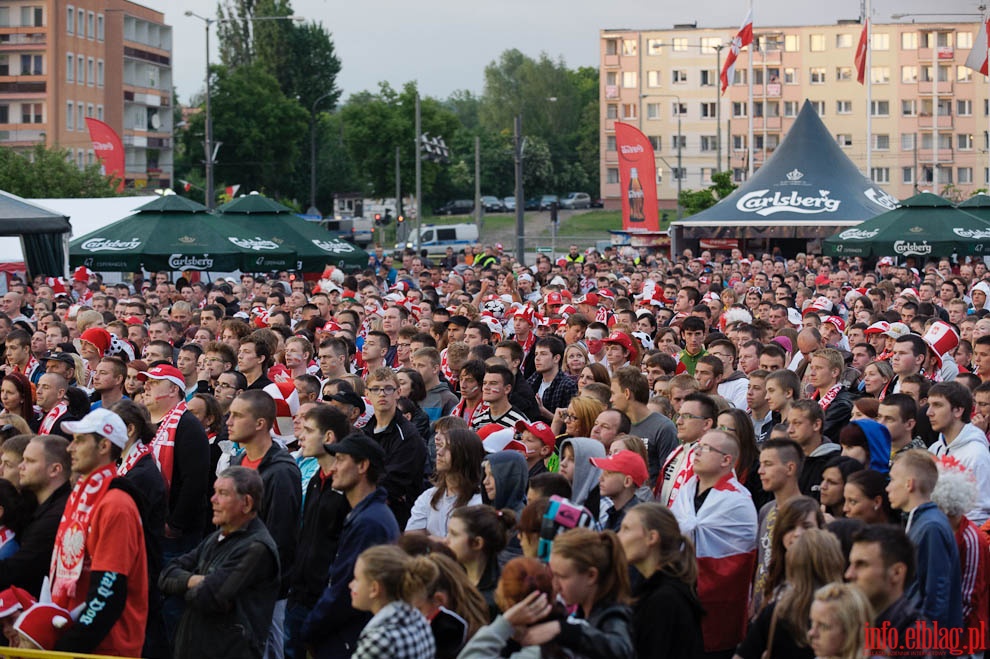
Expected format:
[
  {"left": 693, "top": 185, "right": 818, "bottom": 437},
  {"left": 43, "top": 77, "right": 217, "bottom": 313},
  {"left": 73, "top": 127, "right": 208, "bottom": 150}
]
[
  {"left": 70, "top": 195, "right": 297, "bottom": 272},
  {"left": 217, "top": 193, "right": 369, "bottom": 272},
  {"left": 823, "top": 192, "right": 990, "bottom": 258}
]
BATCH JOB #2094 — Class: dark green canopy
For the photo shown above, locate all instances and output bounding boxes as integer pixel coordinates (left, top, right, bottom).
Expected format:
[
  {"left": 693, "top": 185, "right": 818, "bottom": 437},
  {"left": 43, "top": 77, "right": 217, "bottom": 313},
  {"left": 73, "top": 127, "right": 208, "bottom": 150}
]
[
  {"left": 70, "top": 195, "right": 297, "bottom": 272},
  {"left": 0, "top": 191, "right": 70, "bottom": 278},
  {"left": 823, "top": 192, "right": 990, "bottom": 258},
  {"left": 217, "top": 194, "right": 368, "bottom": 272}
]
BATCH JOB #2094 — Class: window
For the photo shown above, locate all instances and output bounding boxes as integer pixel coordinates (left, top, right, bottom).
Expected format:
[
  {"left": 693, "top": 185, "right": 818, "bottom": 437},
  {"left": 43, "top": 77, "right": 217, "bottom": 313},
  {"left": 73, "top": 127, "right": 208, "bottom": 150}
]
[
  {"left": 21, "top": 102, "right": 41, "bottom": 123},
  {"left": 836, "top": 67, "right": 853, "bottom": 82},
  {"left": 902, "top": 100, "right": 917, "bottom": 116},
  {"left": 87, "top": 12, "right": 94, "bottom": 39},
  {"left": 836, "top": 33, "right": 853, "bottom": 48},
  {"left": 902, "top": 133, "right": 916, "bottom": 151},
  {"left": 672, "top": 168, "right": 685, "bottom": 180},
  {"left": 672, "top": 38, "right": 688, "bottom": 51},
  {"left": 605, "top": 40, "right": 618, "bottom": 56},
  {"left": 871, "top": 168, "right": 890, "bottom": 183},
  {"left": 77, "top": 10, "right": 84, "bottom": 35},
  {"left": 700, "top": 135, "right": 717, "bottom": 152},
  {"left": 86, "top": 103, "right": 93, "bottom": 118},
  {"left": 901, "top": 66, "right": 918, "bottom": 83},
  {"left": 66, "top": 101, "right": 74, "bottom": 130},
  {"left": 732, "top": 135, "right": 746, "bottom": 150},
  {"left": 871, "top": 100, "right": 890, "bottom": 116},
  {"left": 836, "top": 134, "right": 853, "bottom": 147},
  {"left": 810, "top": 67, "right": 826, "bottom": 84},
  {"left": 958, "top": 100, "right": 973, "bottom": 116},
  {"left": 836, "top": 100, "right": 852, "bottom": 114},
  {"left": 733, "top": 69, "right": 747, "bottom": 84},
  {"left": 0, "top": 56, "right": 7, "bottom": 76},
  {"left": 958, "top": 31, "right": 973, "bottom": 49},
  {"left": 753, "top": 101, "right": 764, "bottom": 118},
  {"left": 96, "top": 14, "right": 103, "bottom": 41},
  {"left": 902, "top": 32, "right": 918, "bottom": 49},
  {"left": 762, "top": 34, "right": 784, "bottom": 51},
  {"left": 647, "top": 70, "right": 662, "bottom": 87},
  {"left": 622, "top": 71, "right": 637, "bottom": 88},
  {"left": 733, "top": 168, "right": 746, "bottom": 183},
  {"left": 957, "top": 66, "right": 973, "bottom": 83},
  {"left": 77, "top": 55, "right": 84, "bottom": 83},
  {"left": 622, "top": 39, "right": 636, "bottom": 56},
  {"left": 810, "top": 100, "right": 825, "bottom": 115},
  {"left": 606, "top": 104, "right": 617, "bottom": 119},
  {"left": 605, "top": 71, "right": 617, "bottom": 87},
  {"left": 671, "top": 134, "right": 686, "bottom": 148},
  {"left": 66, "top": 53, "right": 73, "bottom": 82},
  {"left": 21, "top": 6, "right": 42, "bottom": 27},
  {"left": 921, "top": 64, "right": 950, "bottom": 82},
  {"left": 672, "top": 69, "right": 687, "bottom": 84},
  {"left": 621, "top": 103, "right": 637, "bottom": 119},
  {"left": 87, "top": 58, "right": 94, "bottom": 86},
  {"left": 958, "top": 134, "right": 974, "bottom": 150},
  {"left": 0, "top": 105, "right": 8, "bottom": 123},
  {"left": 784, "top": 101, "right": 799, "bottom": 117},
  {"left": 925, "top": 32, "right": 952, "bottom": 48},
  {"left": 607, "top": 168, "right": 619, "bottom": 184},
  {"left": 871, "top": 33, "right": 889, "bottom": 50},
  {"left": 649, "top": 136, "right": 661, "bottom": 151},
  {"left": 647, "top": 39, "right": 663, "bottom": 55},
  {"left": 701, "top": 37, "right": 722, "bottom": 53},
  {"left": 783, "top": 68, "right": 797, "bottom": 84},
  {"left": 903, "top": 167, "right": 915, "bottom": 184},
  {"left": 784, "top": 34, "right": 800, "bottom": 51},
  {"left": 20, "top": 54, "right": 41, "bottom": 75},
  {"left": 873, "top": 134, "right": 890, "bottom": 150},
  {"left": 96, "top": 105, "right": 103, "bottom": 121},
  {"left": 672, "top": 102, "right": 686, "bottom": 116},
  {"left": 959, "top": 167, "right": 974, "bottom": 184},
  {"left": 700, "top": 70, "right": 717, "bottom": 87},
  {"left": 606, "top": 135, "right": 616, "bottom": 151},
  {"left": 646, "top": 103, "right": 660, "bottom": 119},
  {"left": 766, "top": 101, "right": 779, "bottom": 117},
  {"left": 871, "top": 67, "right": 890, "bottom": 84},
  {"left": 96, "top": 60, "right": 103, "bottom": 87},
  {"left": 732, "top": 102, "right": 747, "bottom": 118},
  {"left": 67, "top": 6, "right": 73, "bottom": 34},
  {"left": 76, "top": 103, "right": 83, "bottom": 130},
  {"left": 810, "top": 34, "right": 826, "bottom": 51}
]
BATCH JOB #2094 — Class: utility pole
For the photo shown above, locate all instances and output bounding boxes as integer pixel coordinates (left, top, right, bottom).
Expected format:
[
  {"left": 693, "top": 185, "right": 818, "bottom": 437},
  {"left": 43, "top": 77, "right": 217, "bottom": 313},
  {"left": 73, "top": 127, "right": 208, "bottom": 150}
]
[
  {"left": 715, "top": 44, "right": 723, "bottom": 172},
  {"left": 394, "top": 146, "right": 401, "bottom": 247},
  {"left": 475, "top": 136, "right": 482, "bottom": 230},
  {"left": 415, "top": 93, "right": 422, "bottom": 251},
  {"left": 514, "top": 115, "right": 525, "bottom": 266}
]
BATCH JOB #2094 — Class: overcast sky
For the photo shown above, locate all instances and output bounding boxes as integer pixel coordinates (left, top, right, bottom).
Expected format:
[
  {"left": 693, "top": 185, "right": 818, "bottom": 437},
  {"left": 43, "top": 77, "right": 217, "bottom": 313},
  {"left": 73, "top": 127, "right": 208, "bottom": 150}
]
[{"left": 143, "top": 0, "right": 984, "bottom": 105}]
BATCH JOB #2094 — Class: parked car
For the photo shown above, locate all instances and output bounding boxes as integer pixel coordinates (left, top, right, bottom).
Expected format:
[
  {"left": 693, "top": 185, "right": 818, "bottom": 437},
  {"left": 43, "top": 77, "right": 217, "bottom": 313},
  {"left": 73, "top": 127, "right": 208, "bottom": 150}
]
[
  {"left": 481, "top": 196, "right": 504, "bottom": 212},
  {"left": 591, "top": 197, "right": 604, "bottom": 208},
  {"left": 559, "top": 192, "right": 591, "bottom": 209},
  {"left": 524, "top": 197, "right": 541, "bottom": 211},
  {"left": 396, "top": 223, "right": 479, "bottom": 255},
  {"left": 435, "top": 199, "right": 474, "bottom": 215},
  {"left": 503, "top": 196, "right": 516, "bottom": 211},
  {"left": 539, "top": 194, "right": 560, "bottom": 210}
]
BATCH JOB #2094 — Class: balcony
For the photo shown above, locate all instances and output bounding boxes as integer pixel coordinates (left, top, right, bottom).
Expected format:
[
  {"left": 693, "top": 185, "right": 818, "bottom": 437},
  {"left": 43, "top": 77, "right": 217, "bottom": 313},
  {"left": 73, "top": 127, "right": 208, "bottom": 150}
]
[
  {"left": 918, "top": 148, "right": 955, "bottom": 164},
  {"left": 918, "top": 113, "right": 953, "bottom": 129},
  {"left": 919, "top": 81, "right": 953, "bottom": 95},
  {"left": 603, "top": 54, "right": 619, "bottom": 67},
  {"left": 753, "top": 116, "right": 782, "bottom": 131},
  {"left": 0, "top": 80, "right": 45, "bottom": 95},
  {"left": 919, "top": 47, "right": 955, "bottom": 62},
  {"left": 0, "top": 32, "right": 46, "bottom": 50}
]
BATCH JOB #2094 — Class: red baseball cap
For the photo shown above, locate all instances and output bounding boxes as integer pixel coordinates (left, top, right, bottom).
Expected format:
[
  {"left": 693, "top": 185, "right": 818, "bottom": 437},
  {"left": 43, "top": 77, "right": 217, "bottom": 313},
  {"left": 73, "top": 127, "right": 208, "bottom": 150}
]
[
  {"left": 545, "top": 292, "right": 563, "bottom": 306},
  {"left": 590, "top": 451, "right": 649, "bottom": 487},
  {"left": 575, "top": 292, "right": 600, "bottom": 306},
  {"left": 137, "top": 364, "right": 186, "bottom": 392},
  {"left": 602, "top": 331, "right": 637, "bottom": 361},
  {"left": 514, "top": 419, "right": 556, "bottom": 449}
]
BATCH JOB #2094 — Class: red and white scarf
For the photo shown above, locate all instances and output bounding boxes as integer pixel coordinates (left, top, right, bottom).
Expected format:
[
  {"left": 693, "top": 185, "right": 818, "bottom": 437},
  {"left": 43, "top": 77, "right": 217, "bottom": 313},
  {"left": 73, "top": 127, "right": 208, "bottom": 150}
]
[
  {"left": 516, "top": 332, "right": 536, "bottom": 357},
  {"left": 0, "top": 526, "right": 14, "bottom": 553},
  {"left": 656, "top": 443, "right": 696, "bottom": 507},
  {"left": 13, "top": 355, "right": 39, "bottom": 381},
  {"left": 39, "top": 402, "right": 68, "bottom": 435},
  {"left": 50, "top": 463, "right": 117, "bottom": 605},
  {"left": 151, "top": 401, "right": 187, "bottom": 491},
  {"left": 118, "top": 441, "right": 152, "bottom": 477},
  {"left": 817, "top": 384, "right": 842, "bottom": 411}
]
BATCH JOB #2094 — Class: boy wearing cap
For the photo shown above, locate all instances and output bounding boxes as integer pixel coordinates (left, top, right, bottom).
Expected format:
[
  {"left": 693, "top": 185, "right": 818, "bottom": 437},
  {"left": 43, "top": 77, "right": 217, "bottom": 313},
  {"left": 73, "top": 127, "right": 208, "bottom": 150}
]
[
  {"left": 514, "top": 419, "right": 555, "bottom": 478},
  {"left": 53, "top": 409, "right": 148, "bottom": 656},
  {"left": 592, "top": 450, "right": 647, "bottom": 532}
]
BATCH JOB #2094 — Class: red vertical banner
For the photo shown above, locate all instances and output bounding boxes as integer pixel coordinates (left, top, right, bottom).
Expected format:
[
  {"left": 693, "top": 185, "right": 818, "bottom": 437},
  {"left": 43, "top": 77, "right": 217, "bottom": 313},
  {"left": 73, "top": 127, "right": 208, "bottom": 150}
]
[
  {"left": 84, "top": 118, "right": 125, "bottom": 191},
  {"left": 614, "top": 122, "right": 659, "bottom": 232}
]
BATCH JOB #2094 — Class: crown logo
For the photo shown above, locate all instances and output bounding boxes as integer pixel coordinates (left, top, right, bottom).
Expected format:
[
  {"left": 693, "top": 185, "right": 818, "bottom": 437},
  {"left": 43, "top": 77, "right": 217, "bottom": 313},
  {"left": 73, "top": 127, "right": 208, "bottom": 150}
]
[
  {"left": 178, "top": 236, "right": 196, "bottom": 244},
  {"left": 909, "top": 226, "right": 924, "bottom": 233},
  {"left": 786, "top": 169, "right": 803, "bottom": 181}
]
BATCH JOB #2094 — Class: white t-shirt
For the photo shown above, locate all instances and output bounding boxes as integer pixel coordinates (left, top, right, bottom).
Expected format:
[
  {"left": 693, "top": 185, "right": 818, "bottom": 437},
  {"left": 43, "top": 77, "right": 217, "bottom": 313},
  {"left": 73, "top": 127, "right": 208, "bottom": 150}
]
[{"left": 405, "top": 486, "right": 483, "bottom": 537}]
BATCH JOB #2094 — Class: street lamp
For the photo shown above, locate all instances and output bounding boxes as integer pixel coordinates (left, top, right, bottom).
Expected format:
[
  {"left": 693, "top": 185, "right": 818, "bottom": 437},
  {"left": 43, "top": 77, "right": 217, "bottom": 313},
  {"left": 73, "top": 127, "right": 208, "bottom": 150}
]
[
  {"left": 309, "top": 90, "right": 335, "bottom": 213},
  {"left": 643, "top": 93, "right": 683, "bottom": 219},
  {"left": 184, "top": 11, "right": 304, "bottom": 209}
]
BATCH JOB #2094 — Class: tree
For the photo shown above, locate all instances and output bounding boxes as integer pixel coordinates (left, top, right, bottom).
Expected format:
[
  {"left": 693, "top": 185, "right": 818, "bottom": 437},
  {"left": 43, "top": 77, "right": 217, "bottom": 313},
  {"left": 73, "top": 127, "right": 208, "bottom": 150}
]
[
  {"left": 679, "top": 170, "right": 738, "bottom": 216},
  {"left": 0, "top": 145, "right": 118, "bottom": 197}
]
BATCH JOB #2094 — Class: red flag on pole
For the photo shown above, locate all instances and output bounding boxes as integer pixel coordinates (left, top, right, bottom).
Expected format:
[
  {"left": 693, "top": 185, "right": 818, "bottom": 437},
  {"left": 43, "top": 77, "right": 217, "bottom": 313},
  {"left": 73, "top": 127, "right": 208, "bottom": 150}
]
[
  {"left": 614, "top": 122, "right": 660, "bottom": 232},
  {"left": 720, "top": 10, "right": 754, "bottom": 94},
  {"left": 855, "top": 20, "right": 869, "bottom": 84},
  {"left": 964, "top": 18, "right": 990, "bottom": 75},
  {"left": 84, "top": 118, "right": 125, "bottom": 191}
]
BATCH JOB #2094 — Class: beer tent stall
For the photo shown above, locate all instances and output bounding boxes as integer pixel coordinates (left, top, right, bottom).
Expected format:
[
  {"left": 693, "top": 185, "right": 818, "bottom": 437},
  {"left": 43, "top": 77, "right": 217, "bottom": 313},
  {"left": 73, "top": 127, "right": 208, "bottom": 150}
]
[
  {"left": 671, "top": 100, "right": 895, "bottom": 255},
  {"left": 0, "top": 190, "right": 71, "bottom": 278}
]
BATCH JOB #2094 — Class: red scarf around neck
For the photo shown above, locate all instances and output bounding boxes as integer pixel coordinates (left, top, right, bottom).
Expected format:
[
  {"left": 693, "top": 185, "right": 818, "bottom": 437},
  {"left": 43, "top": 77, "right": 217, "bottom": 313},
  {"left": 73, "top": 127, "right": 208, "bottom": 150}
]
[
  {"left": 39, "top": 401, "right": 68, "bottom": 435},
  {"left": 151, "top": 401, "right": 187, "bottom": 491}
]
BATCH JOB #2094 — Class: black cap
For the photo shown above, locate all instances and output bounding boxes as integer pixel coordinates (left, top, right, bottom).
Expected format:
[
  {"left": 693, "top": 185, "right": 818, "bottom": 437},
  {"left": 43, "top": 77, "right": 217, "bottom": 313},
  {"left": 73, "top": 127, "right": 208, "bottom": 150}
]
[
  {"left": 325, "top": 433, "right": 385, "bottom": 472},
  {"left": 447, "top": 315, "right": 470, "bottom": 328},
  {"left": 326, "top": 391, "right": 366, "bottom": 413},
  {"left": 40, "top": 352, "right": 76, "bottom": 367}
]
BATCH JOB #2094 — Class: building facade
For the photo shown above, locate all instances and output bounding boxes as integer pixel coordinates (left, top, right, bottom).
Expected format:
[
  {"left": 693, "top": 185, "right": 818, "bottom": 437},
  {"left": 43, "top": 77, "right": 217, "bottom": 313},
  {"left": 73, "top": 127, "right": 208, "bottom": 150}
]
[
  {"left": 600, "top": 20, "right": 989, "bottom": 213},
  {"left": 0, "top": 0, "right": 172, "bottom": 189}
]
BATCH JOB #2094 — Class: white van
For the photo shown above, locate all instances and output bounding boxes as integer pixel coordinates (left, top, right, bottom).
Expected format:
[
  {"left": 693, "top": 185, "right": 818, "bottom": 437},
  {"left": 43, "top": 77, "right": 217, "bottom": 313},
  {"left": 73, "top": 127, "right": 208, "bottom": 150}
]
[{"left": 396, "top": 223, "right": 479, "bottom": 255}]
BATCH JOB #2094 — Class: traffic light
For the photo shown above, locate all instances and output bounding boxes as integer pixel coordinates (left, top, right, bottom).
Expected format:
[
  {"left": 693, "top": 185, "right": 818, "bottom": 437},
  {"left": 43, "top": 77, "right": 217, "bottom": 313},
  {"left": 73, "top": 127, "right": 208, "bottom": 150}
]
[
  {"left": 397, "top": 215, "right": 404, "bottom": 223},
  {"left": 383, "top": 209, "right": 392, "bottom": 225},
  {"left": 374, "top": 213, "right": 382, "bottom": 225},
  {"left": 550, "top": 202, "right": 559, "bottom": 224}
]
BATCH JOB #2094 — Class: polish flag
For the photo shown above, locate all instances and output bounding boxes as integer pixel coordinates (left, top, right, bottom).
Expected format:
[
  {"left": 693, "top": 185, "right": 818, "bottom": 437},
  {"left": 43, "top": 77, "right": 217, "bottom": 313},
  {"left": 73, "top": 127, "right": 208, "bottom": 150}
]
[
  {"left": 720, "top": 10, "right": 754, "bottom": 94},
  {"left": 855, "top": 20, "right": 869, "bottom": 84},
  {"left": 263, "top": 381, "right": 300, "bottom": 446},
  {"left": 965, "top": 18, "right": 990, "bottom": 75}
]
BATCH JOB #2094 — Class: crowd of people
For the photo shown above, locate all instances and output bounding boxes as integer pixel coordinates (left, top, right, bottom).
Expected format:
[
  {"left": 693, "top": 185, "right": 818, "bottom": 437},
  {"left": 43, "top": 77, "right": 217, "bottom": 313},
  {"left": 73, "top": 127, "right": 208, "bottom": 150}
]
[{"left": 0, "top": 241, "right": 983, "bottom": 658}]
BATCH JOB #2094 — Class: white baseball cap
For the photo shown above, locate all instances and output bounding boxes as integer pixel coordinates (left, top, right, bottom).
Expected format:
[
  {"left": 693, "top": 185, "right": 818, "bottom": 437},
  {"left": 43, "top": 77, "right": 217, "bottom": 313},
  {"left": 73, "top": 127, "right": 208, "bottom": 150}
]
[{"left": 61, "top": 408, "right": 128, "bottom": 449}]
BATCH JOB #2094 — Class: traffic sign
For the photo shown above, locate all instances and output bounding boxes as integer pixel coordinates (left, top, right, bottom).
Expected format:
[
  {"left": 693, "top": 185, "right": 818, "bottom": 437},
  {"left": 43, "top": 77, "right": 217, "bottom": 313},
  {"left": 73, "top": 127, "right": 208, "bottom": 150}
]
[{"left": 536, "top": 247, "right": 552, "bottom": 253}]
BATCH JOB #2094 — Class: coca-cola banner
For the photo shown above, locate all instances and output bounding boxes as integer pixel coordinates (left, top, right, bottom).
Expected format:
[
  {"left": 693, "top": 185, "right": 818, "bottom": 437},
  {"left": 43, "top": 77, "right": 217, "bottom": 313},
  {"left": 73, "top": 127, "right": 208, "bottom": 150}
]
[
  {"left": 84, "top": 118, "right": 125, "bottom": 191},
  {"left": 614, "top": 122, "right": 660, "bottom": 232}
]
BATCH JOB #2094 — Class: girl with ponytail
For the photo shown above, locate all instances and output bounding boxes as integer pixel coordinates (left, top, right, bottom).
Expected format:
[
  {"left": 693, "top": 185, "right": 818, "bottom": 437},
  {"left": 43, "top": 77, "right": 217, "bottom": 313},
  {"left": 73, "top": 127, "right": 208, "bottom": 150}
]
[
  {"left": 514, "top": 527, "right": 634, "bottom": 659},
  {"left": 350, "top": 545, "right": 439, "bottom": 659},
  {"left": 446, "top": 505, "right": 516, "bottom": 620},
  {"left": 617, "top": 503, "right": 704, "bottom": 659}
]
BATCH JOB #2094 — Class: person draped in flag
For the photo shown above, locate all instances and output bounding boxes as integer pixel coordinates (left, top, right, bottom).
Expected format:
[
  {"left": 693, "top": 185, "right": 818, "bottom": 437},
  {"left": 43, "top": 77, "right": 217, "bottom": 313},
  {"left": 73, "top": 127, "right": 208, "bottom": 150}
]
[
  {"left": 720, "top": 9, "right": 754, "bottom": 93},
  {"left": 671, "top": 429, "right": 757, "bottom": 656}
]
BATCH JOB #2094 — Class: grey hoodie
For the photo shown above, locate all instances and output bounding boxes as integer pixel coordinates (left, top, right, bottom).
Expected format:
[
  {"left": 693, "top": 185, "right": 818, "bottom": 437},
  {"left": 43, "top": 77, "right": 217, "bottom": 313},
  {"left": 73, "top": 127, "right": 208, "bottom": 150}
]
[
  {"left": 929, "top": 422, "right": 990, "bottom": 525},
  {"left": 484, "top": 451, "right": 528, "bottom": 512},
  {"left": 561, "top": 437, "right": 606, "bottom": 506}
]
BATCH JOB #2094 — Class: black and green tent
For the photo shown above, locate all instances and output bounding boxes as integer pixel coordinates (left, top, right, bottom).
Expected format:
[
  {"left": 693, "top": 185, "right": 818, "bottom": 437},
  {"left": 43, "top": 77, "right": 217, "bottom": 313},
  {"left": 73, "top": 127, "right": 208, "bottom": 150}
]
[{"left": 0, "top": 190, "right": 71, "bottom": 277}]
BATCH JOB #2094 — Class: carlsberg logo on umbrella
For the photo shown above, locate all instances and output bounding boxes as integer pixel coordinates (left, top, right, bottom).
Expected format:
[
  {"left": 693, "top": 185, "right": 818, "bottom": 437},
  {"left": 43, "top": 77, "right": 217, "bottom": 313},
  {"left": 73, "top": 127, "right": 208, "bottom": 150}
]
[
  {"left": 228, "top": 237, "right": 280, "bottom": 251},
  {"left": 81, "top": 238, "right": 142, "bottom": 252},
  {"left": 894, "top": 241, "right": 932, "bottom": 256},
  {"left": 837, "top": 228, "right": 881, "bottom": 240},
  {"left": 168, "top": 255, "right": 214, "bottom": 270},
  {"left": 312, "top": 239, "right": 356, "bottom": 254},
  {"left": 954, "top": 227, "right": 990, "bottom": 240},
  {"left": 736, "top": 189, "right": 841, "bottom": 216}
]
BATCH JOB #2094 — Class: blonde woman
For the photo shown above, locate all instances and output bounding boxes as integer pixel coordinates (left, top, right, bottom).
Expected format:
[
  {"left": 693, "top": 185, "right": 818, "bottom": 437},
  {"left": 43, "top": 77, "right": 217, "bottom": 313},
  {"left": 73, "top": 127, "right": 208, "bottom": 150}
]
[{"left": 808, "top": 583, "right": 873, "bottom": 659}]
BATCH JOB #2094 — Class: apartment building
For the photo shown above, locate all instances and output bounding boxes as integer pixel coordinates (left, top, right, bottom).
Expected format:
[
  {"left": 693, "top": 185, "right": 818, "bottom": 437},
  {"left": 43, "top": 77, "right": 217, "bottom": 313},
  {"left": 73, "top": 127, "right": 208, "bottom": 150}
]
[
  {"left": 600, "top": 20, "right": 989, "bottom": 212},
  {"left": 0, "top": 0, "right": 172, "bottom": 189}
]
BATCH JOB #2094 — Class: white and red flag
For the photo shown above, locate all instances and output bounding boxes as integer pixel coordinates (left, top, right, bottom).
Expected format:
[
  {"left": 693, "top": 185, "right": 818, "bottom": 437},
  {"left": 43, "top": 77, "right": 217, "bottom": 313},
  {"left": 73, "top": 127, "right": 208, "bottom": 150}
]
[
  {"left": 965, "top": 18, "right": 990, "bottom": 75},
  {"left": 855, "top": 20, "right": 869, "bottom": 84},
  {"left": 720, "top": 9, "right": 754, "bottom": 94}
]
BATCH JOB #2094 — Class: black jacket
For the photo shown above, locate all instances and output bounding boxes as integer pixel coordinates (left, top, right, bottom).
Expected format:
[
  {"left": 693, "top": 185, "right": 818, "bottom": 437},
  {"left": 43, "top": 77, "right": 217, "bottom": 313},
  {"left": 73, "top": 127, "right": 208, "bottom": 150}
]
[
  {"left": 364, "top": 413, "right": 428, "bottom": 529},
  {"left": 555, "top": 599, "right": 635, "bottom": 659},
  {"left": 160, "top": 516, "right": 280, "bottom": 659},
  {"left": 632, "top": 569, "right": 704, "bottom": 659},
  {"left": 122, "top": 452, "right": 167, "bottom": 580},
  {"left": 234, "top": 442, "right": 301, "bottom": 597},
  {"left": 509, "top": 373, "right": 540, "bottom": 423},
  {"left": 820, "top": 389, "right": 856, "bottom": 443},
  {"left": 167, "top": 412, "right": 212, "bottom": 538},
  {"left": 0, "top": 481, "right": 69, "bottom": 596},
  {"left": 288, "top": 469, "right": 349, "bottom": 608}
]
